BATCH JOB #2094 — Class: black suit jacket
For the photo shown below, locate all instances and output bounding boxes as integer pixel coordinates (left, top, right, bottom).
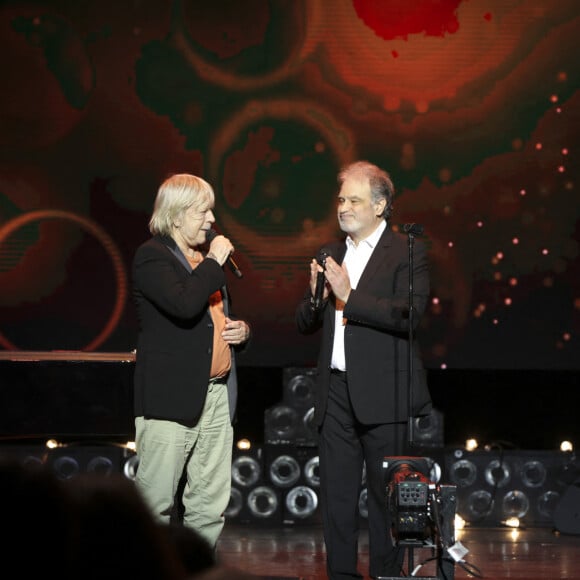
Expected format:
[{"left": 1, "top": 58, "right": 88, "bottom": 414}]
[
  {"left": 132, "top": 234, "right": 241, "bottom": 427},
  {"left": 296, "top": 226, "right": 432, "bottom": 426}
]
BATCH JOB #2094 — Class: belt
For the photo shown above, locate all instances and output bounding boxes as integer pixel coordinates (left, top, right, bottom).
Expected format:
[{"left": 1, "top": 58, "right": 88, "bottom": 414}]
[
  {"left": 209, "top": 376, "right": 226, "bottom": 385},
  {"left": 330, "top": 368, "right": 347, "bottom": 378}
]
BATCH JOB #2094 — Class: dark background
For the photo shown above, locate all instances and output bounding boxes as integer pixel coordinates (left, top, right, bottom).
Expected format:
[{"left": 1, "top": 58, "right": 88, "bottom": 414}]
[{"left": 0, "top": 1, "right": 579, "bottom": 449}]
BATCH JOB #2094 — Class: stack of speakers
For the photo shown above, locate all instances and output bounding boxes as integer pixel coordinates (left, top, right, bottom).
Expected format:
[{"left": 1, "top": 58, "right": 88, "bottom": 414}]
[
  {"left": 264, "top": 367, "right": 317, "bottom": 447},
  {"left": 265, "top": 367, "right": 320, "bottom": 524},
  {"left": 226, "top": 445, "right": 282, "bottom": 524},
  {"left": 226, "top": 368, "right": 321, "bottom": 525},
  {"left": 445, "top": 448, "right": 573, "bottom": 527},
  {"left": 226, "top": 442, "right": 321, "bottom": 525},
  {"left": 0, "top": 442, "right": 138, "bottom": 480},
  {"left": 227, "top": 367, "right": 447, "bottom": 526}
]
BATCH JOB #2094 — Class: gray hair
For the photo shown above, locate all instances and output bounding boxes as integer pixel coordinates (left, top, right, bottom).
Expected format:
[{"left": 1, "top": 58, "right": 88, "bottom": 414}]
[
  {"left": 337, "top": 161, "right": 394, "bottom": 220},
  {"left": 148, "top": 174, "right": 215, "bottom": 236}
]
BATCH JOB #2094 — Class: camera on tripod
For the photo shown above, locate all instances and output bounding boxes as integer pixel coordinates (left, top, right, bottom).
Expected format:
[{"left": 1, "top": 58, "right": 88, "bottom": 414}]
[
  {"left": 386, "top": 457, "right": 434, "bottom": 542},
  {"left": 383, "top": 456, "right": 459, "bottom": 580}
]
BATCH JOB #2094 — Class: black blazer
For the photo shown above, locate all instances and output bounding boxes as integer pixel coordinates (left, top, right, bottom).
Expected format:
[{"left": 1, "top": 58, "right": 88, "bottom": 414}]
[
  {"left": 296, "top": 226, "right": 433, "bottom": 426},
  {"left": 132, "top": 235, "right": 241, "bottom": 427}
]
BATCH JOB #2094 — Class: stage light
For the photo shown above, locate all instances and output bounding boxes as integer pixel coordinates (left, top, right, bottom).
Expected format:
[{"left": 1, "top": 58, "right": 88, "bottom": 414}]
[
  {"left": 237, "top": 438, "right": 252, "bottom": 450},
  {"left": 560, "top": 441, "right": 573, "bottom": 452},
  {"left": 454, "top": 514, "right": 466, "bottom": 530},
  {"left": 503, "top": 516, "right": 520, "bottom": 528},
  {"left": 465, "top": 438, "right": 478, "bottom": 451}
]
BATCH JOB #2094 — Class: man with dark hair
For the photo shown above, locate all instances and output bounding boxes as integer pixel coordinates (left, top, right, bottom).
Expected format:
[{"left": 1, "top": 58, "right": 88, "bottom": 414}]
[{"left": 296, "top": 160, "right": 433, "bottom": 579}]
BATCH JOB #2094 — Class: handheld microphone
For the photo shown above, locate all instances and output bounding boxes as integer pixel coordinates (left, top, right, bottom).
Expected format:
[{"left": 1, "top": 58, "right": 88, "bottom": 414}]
[
  {"left": 206, "top": 228, "right": 243, "bottom": 278},
  {"left": 313, "top": 248, "right": 329, "bottom": 309},
  {"left": 403, "top": 223, "right": 424, "bottom": 236}
]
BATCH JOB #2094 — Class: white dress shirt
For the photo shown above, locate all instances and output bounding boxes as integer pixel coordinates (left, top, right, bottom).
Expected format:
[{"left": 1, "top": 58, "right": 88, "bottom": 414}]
[{"left": 330, "top": 220, "right": 387, "bottom": 371}]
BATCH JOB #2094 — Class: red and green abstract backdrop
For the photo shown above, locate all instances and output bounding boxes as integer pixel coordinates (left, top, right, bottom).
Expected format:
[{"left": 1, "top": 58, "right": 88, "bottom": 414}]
[{"left": 1, "top": 0, "right": 578, "bottom": 369}]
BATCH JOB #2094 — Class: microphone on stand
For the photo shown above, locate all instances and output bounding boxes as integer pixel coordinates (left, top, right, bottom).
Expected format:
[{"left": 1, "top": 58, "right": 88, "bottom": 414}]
[
  {"left": 206, "top": 228, "right": 243, "bottom": 278},
  {"left": 403, "top": 223, "right": 424, "bottom": 236},
  {"left": 313, "top": 248, "right": 330, "bottom": 309}
]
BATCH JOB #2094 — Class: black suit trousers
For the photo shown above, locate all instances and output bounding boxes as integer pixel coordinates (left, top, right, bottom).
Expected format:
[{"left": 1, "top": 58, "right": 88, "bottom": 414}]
[{"left": 318, "top": 372, "right": 406, "bottom": 580}]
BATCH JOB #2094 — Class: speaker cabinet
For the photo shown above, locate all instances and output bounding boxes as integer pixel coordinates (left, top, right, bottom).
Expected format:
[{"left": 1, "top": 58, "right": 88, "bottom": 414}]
[
  {"left": 0, "top": 443, "right": 49, "bottom": 469},
  {"left": 264, "top": 443, "right": 321, "bottom": 524},
  {"left": 554, "top": 480, "right": 580, "bottom": 535},
  {"left": 226, "top": 446, "right": 282, "bottom": 525},
  {"left": 282, "top": 367, "right": 316, "bottom": 409},
  {"left": 264, "top": 404, "right": 317, "bottom": 447},
  {"left": 412, "top": 408, "right": 445, "bottom": 448},
  {"left": 445, "top": 448, "right": 570, "bottom": 527},
  {"left": 264, "top": 368, "right": 317, "bottom": 447},
  {"left": 46, "top": 443, "right": 136, "bottom": 480}
]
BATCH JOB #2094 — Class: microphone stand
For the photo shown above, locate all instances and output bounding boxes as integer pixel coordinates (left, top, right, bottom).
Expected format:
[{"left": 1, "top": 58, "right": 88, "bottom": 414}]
[{"left": 403, "top": 223, "right": 423, "bottom": 447}]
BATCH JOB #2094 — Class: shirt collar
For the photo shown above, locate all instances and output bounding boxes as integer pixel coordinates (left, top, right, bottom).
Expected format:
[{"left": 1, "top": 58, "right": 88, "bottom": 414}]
[{"left": 346, "top": 219, "right": 387, "bottom": 250}]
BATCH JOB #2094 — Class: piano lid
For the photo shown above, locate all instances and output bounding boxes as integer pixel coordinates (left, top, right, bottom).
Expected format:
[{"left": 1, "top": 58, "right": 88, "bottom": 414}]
[{"left": 0, "top": 351, "right": 136, "bottom": 362}]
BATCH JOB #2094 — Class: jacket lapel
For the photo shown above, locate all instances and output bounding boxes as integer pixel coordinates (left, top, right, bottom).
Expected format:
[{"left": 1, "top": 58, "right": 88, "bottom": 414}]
[
  {"left": 355, "top": 226, "right": 393, "bottom": 289},
  {"left": 158, "top": 235, "right": 192, "bottom": 273},
  {"left": 159, "top": 234, "right": 228, "bottom": 310}
]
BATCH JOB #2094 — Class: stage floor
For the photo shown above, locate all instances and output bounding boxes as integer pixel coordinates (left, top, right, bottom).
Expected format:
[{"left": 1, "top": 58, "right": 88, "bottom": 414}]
[{"left": 216, "top": 523, "right": 580, "bottom": 580}]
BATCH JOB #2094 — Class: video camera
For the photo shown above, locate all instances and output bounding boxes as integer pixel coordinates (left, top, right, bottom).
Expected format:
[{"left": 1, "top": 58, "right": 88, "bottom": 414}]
[
  {"left": 386, "top": 457, "right": 434, "bottom": 541},
  {"left": 383, "top": 456, "right": 458, "bottom": 579}
]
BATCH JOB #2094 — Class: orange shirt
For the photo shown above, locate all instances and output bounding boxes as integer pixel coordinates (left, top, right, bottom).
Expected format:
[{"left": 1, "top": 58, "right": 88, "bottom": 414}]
[{"left": 186, "top": 253, "right": 231, "bottom": 380}]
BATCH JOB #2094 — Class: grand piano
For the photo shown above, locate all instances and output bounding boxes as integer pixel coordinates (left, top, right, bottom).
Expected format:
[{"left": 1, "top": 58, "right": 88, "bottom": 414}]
[
  {"left": 0, "top": 351, "right": 137, "bottom": 477},
  {"left": 0, "top": 350, "right": 135, "bottom": 441}
]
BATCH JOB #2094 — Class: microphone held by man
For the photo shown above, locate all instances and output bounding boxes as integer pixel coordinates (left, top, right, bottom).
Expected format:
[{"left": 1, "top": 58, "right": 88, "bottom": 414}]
[
  {"left": 313, "top": 248, "right": 330, "bottom": 309},
  {"left": 206, "top": 228, "right": 243, "bottom": 278}
]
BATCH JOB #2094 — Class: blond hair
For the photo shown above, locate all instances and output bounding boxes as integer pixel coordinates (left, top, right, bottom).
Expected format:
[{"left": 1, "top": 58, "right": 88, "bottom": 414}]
[{"left": 148, "top": 174, "right": 215, "bottom": 236}]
